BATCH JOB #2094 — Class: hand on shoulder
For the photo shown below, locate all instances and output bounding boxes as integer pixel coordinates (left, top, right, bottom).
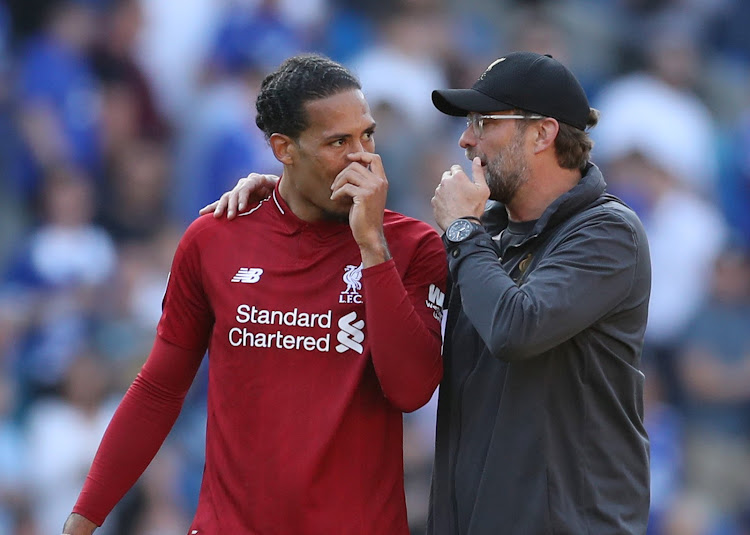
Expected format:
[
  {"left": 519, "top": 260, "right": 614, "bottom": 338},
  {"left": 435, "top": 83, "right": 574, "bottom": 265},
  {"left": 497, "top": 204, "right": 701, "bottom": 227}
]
[{"left": 199, "top": 173, "right": 280, "bottom": 219}]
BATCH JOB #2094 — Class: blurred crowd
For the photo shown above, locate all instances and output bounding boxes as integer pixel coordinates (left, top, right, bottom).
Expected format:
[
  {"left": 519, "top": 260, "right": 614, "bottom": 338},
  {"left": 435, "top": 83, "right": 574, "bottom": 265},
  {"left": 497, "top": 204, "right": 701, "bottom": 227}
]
[{"left": 0, "top": 0, "right": 749, "bottom": 533}]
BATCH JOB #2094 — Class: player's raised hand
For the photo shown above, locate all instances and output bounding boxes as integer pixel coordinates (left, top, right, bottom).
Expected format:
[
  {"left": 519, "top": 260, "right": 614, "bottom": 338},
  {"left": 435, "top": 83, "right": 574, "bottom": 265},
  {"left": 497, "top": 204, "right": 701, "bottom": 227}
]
[
  {"left": 199, "top": 173, "right": 279, "bottom": 219},
  {"left": 62, "top": 513, "right": 97, "bottom": 535},
  {"left": 431, "top": 157, "right": 489, "bottom": 230},
  {"left": 330, "top": 152, "right": 390, "bottom": 266}
]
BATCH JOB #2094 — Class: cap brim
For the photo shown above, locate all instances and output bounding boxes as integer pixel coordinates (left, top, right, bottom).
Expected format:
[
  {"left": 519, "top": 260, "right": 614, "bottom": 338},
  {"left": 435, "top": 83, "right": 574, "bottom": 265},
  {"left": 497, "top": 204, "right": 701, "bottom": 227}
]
[{"left": 431, "top": 89, "right": 514, "bottom": 116}]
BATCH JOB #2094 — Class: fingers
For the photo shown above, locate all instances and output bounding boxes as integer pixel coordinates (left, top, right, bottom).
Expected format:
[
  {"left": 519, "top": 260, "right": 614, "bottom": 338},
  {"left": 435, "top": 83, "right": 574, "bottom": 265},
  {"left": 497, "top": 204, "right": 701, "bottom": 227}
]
[
  {"left": 236, "top": 190, "right": 249, "bottom": 212},
  {"left": 213, "top": 192, "right": 230, "bottom": 218},
  {"left": 432, "top": 159, "right": 489, "bottom": 229},
  {"left": 245, "top": 174, "right": 280, "bottom": 208},
  {"left": 330, "top": 161, "right": 387, "bottom": 203},
  {"left": 227, "top": 174, "right": 256, "bottom": 218},
  {"left": 226, "top": 173, "right": 280, "bottom": 219},
  {"left": 471, "top": 157, "right": 487, "bottom": 187},
  {"left": 199, "top": 200, "right": 220, "bottom": 215},
  {"left": 347, "top": 151, "right": 384, "bottom": 177},
  {"left": 331, "top": 162, "right": 370, "bottom": 192},
  {"left": 330, "top": 172, "right": 370, "bottom": 202},
  {"left": 330, "top": 182, "right": 360, "bottom": 202},
  {"left": 439, "top": 160, "right": 485, "bottom": 190},
  {"left": 226, "top": 188, "right": 240, "bottom": 219},
  {"left": 441, "top": 164, "right": 466, "bottom": 183}
]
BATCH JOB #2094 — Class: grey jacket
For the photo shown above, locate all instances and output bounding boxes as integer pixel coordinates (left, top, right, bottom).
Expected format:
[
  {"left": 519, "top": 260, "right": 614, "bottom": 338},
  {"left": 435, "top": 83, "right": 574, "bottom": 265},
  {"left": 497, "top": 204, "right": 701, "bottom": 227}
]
[{"left": 427, "top": 164, "right": 651, "bottom": 535}]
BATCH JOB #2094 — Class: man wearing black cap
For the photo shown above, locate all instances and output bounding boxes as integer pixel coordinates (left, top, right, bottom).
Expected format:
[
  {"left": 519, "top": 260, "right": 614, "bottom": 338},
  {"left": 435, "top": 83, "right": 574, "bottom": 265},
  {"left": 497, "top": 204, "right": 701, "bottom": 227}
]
[{"left": 429, "top": 51, "right": 651, "bottom": 534}]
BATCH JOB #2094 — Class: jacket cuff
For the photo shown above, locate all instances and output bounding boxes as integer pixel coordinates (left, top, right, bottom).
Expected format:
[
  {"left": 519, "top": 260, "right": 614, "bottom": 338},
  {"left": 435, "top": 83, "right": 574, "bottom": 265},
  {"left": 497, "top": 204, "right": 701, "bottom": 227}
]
[{"left": 444, "top": 229, "right": 497, "bottom": 277}]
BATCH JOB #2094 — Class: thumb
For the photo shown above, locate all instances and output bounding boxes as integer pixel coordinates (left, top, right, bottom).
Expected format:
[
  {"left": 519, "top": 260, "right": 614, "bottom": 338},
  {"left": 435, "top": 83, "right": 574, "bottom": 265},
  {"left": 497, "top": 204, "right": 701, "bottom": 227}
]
[{"left": 471, "top": 157, "right": 487, "bottom": 187}]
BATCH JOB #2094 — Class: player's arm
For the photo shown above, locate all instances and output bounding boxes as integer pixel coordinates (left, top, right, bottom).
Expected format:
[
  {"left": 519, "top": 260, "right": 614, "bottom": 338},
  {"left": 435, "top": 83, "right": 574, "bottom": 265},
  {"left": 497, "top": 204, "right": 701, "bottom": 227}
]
[
  {"left": 62, "top": 336, "right": 205, "bottom": 532},
  {"left": 362, "top": 230, "right": 447, "bottom": 412},
  {"left": 332, "top": 151, "right": 445, "bottom": 411},
  {"left": 330, "top": 152, "right": 391, "bottom": 267},
  {"left": 64, "top": 223, "right": 213, "bottom": 532}
]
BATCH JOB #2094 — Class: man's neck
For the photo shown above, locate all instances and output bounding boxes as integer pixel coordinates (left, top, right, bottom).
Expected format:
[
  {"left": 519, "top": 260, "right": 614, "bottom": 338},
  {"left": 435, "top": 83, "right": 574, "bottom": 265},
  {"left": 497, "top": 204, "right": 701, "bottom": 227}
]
[
  {"left": 506, "top": 167, "right": 582, "bottom": 222},
  {"left": 278, "top": 174, "right": 319, "bottom": 223},
  {"left": 277, "top": 173, "right": 347, "bottom": 224}
]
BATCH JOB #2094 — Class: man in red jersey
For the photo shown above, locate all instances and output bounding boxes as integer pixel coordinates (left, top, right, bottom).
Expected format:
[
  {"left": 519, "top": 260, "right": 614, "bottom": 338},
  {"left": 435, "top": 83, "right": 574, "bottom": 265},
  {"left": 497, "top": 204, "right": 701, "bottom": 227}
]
[{"left": 62, "top": 54, "right": 446, "bottom": 535}]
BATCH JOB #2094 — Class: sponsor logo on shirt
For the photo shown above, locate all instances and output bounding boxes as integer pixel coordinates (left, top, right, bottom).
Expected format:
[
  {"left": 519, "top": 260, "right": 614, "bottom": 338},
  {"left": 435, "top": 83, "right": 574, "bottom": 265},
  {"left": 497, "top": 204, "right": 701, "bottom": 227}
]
[
  {"left": 425, "top": 284, "right": 444, "bottom": 321},
  {"left": 339, "top": 263, "right": 363, "bottom": 303},
  {"left": 231, "top": 267, "right": 264, "bottom": 283},
  {"left": 229, "top": 305, "right": 332, "bottom": 351},
  {"left": 228, "top": 304, "right": 366, "bottom": 354},
  {"left": 336, "top": 311, "right": 365, "bottom": 354}
]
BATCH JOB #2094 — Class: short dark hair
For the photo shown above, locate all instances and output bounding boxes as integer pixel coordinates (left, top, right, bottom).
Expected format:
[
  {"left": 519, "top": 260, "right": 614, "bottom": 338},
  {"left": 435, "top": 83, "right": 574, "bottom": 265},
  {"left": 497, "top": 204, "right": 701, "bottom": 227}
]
[
  {"left": 516, "top": 108, "right": 599, "bottom": 171},
  {"left": 255, "top": 54, "right": 362, "bottom": 141},
  {"left": 553, "top": 108, "right": 599, "bottom": 171}
]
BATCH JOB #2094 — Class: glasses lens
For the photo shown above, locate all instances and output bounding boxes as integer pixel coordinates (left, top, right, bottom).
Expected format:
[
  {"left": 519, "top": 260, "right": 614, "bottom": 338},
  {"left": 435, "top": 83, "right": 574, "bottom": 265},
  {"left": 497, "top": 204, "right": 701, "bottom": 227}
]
[{"left": 466, "top": 114, "right": 482, "bottom": 137}]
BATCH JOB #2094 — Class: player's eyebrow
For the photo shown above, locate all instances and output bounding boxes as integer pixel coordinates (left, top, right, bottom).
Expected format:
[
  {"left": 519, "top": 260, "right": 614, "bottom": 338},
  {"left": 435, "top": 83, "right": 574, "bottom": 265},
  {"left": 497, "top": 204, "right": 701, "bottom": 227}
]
[
  {"left": 323, "top": 122, "right": 377, "bottom": 142},
  {"left": 323, "top": 132, "right": 352, "bottom": 142}
]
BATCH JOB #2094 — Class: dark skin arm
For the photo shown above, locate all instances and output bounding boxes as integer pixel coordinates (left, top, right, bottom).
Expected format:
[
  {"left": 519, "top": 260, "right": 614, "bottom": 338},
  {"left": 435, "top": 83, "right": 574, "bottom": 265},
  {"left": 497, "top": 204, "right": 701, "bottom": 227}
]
[
  {"left": 330, "top": 151, "right": 391, "bottom": 267},
  {"left": 62, "top": 513, "right": 97, "bottom": 534}
]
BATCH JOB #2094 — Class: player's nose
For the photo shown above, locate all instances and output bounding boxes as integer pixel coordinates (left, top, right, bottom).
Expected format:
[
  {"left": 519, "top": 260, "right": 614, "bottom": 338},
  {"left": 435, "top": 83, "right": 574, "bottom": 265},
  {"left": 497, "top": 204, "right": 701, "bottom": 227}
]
[{"left": 351, "top": 138, "right": 365, "bottom": 153}]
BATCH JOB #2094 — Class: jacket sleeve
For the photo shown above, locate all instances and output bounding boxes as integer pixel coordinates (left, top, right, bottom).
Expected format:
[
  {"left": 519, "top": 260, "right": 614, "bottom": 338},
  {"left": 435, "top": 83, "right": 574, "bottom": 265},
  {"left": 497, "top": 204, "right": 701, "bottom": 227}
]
[
  {"left": 362, "top": 232, "right": 447, "bottom": 412},
  {"left": 447, "top": 211, "right": 645, "bottom": 361},
  {"left": 72, "top": 336, "right": 205, "bottom": 525}
]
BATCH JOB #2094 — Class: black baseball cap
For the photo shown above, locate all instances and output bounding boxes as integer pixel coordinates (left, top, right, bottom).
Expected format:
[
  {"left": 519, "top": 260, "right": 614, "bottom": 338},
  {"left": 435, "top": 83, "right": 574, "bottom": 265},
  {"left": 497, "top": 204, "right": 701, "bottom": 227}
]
[{"left": 432, "top": 52, "right": 590, "bottom": 131}]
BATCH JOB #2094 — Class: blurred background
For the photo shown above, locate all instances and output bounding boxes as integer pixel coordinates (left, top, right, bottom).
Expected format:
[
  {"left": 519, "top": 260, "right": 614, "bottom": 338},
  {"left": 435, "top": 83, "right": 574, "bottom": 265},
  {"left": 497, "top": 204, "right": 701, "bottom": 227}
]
[{"left": 0, "top": 0, "right": 749, "bottom": 533}]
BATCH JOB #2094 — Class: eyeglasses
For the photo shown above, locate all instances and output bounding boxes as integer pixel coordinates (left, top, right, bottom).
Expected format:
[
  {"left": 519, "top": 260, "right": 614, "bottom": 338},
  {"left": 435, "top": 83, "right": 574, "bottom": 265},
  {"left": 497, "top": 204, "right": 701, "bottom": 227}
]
[{"left": 465, "top": 112, "right": 544, "bottom": 138}]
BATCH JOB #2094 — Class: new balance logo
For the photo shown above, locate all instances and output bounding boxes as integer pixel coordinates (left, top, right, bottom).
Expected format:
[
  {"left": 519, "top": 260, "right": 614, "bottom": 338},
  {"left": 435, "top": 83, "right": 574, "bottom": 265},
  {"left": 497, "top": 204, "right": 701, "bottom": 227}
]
[
  {"left": 336, "top": 311, "right": 365, "bottom": 354},
  {"left": 231, "top": 268, "right": 264, "bottom": 283},
  {"left": 425, "top": 284, "right": 444, "bottom": 321}
]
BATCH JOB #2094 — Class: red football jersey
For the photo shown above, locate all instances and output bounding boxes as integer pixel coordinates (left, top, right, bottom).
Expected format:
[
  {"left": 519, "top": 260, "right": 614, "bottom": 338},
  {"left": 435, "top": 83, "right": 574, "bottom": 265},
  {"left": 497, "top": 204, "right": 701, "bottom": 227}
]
[{"left": 74, "top": 183, "right": 447, "bottom": 534}]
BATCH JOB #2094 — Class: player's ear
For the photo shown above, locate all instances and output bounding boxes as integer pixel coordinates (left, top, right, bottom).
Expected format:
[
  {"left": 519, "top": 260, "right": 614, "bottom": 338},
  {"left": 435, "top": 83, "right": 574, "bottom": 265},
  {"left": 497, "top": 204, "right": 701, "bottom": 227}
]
[
  {"left": 532, "top": 117, "right": 559, "bottom": 155},
  {"left": 270, "top": 133, "right": 295, "bottom": 165}
]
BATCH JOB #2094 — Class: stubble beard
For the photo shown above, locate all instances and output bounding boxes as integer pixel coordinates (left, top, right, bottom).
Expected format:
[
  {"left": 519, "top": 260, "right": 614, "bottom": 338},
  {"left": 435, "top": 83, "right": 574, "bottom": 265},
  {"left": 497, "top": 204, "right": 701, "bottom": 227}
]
[
  {"left": 468, "top": 129, "right": 529, "bottom": 205},
  {"left": 320, "top": 195, "right": 353, "bottom": 223},
  {"left": 322, "top": 209, "right": 350, "bottom": 224}
]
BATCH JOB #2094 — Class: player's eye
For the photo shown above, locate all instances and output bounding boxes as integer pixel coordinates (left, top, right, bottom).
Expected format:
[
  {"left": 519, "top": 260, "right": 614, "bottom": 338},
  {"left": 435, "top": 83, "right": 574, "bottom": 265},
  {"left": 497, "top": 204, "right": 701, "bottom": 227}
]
[
  {"left": 331, "top": 139, "right": 345, "bottom": 147},
  {"left": 362, "top": 131, "right": 374, "bottom": 141}
]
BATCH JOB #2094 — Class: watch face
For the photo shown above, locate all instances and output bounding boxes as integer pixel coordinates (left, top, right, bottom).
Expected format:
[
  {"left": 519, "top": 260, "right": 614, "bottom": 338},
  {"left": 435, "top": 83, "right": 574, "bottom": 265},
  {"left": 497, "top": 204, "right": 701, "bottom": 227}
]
[{"left": 447, "top": 218, "right": 474, "bottom": 242}]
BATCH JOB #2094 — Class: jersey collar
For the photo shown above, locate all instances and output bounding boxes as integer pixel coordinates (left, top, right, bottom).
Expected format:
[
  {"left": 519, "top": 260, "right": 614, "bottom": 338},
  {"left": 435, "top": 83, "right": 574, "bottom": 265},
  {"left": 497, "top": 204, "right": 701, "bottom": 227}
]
[{"left": 272, "top": 178, "right": 351, "bottom": 237}]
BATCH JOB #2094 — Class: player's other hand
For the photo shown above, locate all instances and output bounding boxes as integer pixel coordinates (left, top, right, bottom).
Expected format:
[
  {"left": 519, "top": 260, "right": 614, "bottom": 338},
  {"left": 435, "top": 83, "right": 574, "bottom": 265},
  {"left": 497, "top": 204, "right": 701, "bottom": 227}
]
[
  {"left": 199, "top": 173, "right": 280, "bottom": 219},
  {"left": 62, "top": 513, "right": 97, "bottom": 534}
]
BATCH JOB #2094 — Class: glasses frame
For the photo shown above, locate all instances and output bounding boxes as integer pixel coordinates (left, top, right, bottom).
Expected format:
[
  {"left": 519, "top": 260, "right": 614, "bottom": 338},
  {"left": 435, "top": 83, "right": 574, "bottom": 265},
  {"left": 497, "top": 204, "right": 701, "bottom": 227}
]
[{"left": 466, "top": 112, "right": 545, "bottom": 138}]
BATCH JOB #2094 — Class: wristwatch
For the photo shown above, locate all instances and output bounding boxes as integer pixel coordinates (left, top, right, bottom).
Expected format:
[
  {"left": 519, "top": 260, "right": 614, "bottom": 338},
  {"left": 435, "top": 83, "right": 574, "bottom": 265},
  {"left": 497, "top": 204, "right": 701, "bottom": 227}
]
[{"left": 445, "top": 218, "right": 481, "bottom": 243}]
